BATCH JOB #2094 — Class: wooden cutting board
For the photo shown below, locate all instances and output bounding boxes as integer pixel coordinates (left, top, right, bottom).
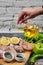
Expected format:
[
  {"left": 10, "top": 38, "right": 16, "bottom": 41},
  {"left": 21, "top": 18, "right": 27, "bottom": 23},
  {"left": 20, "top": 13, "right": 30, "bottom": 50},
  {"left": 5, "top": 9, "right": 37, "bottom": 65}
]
[
  {"left": 0, "top": 51, "right": 31, "bottom": 65},
  {"left": 0, "top": 43, "right": 34, "bottom": 65}
]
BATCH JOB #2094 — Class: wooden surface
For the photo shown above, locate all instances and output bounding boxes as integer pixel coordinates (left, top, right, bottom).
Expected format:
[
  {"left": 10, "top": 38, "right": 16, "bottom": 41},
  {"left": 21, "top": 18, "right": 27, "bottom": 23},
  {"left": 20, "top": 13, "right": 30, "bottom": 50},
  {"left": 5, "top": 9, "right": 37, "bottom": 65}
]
[
  {"left": 0, "top": 51, "right": 31, "bottom": 65},
  {"left": 0, "top": 43, "right": 34, "bottom": 65}
]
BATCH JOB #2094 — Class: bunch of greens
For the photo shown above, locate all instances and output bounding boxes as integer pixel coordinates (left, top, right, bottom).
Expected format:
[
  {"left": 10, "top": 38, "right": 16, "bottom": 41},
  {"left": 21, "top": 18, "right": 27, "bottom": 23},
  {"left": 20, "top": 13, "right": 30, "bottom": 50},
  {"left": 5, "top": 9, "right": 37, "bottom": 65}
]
[{"left": 23, "top": 33, "right": 43, "bottom": 43}]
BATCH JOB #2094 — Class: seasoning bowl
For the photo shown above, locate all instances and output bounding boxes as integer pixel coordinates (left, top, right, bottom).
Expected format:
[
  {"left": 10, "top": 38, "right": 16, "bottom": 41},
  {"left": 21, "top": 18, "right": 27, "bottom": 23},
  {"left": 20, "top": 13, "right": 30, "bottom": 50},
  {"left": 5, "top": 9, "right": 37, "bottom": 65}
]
[
  {"left": 3, "top": 51, "right": 14, "bottom": 62},
  {"left": 15, "top": 53, "right": 25, "bottom": 62}
]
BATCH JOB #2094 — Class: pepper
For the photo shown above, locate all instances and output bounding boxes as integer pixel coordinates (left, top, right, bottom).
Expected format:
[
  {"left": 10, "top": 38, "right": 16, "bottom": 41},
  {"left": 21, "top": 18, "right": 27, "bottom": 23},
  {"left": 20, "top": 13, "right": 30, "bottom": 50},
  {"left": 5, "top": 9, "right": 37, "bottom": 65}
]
[
  {"left": 30, "top": 54, "right": 43, "bottom": 65},
  {"left": 33, "top": 43, "right": 43, "bottom": 54}
]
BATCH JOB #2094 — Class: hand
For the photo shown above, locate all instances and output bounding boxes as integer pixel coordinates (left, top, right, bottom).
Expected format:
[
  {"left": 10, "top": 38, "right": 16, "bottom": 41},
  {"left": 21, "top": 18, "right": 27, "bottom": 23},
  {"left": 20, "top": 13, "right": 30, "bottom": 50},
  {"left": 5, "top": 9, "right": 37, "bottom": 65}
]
[{"left": 17, "top": 7, "right": 43, "bottom": 24}]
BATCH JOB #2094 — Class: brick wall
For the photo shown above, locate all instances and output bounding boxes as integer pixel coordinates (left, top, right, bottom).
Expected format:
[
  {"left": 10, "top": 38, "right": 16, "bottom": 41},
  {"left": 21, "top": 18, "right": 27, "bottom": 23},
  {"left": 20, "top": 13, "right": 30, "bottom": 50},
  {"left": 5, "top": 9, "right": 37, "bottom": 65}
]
[{"left": 0, "top": 0, "right": 43, "bottom": 33}]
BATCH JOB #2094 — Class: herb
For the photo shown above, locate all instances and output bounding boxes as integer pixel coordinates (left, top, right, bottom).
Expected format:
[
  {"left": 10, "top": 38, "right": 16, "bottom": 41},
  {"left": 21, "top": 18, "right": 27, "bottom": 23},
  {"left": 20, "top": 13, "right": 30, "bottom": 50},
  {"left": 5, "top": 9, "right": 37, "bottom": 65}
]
[
  {"left": 5, "top": 52, "right": 12, "bottom": 59},
  {"left": 24, "top": 33, "right": 43, "bottom": 43}
]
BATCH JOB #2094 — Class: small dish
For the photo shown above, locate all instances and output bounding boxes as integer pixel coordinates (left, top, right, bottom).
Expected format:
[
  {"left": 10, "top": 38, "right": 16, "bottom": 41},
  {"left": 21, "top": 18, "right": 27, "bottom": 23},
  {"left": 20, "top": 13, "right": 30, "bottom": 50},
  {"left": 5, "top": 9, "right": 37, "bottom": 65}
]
[
  {"left": 3, "top": 51, "right": 14, "bottom": 62},
  {"left": 15, "top": 53, "right": 25, "bottom": 62}
]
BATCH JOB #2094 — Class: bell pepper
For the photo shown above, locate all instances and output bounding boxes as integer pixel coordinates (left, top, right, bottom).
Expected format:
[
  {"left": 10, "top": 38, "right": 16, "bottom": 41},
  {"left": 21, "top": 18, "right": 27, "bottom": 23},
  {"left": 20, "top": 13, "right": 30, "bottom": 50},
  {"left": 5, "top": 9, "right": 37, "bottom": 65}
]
[
  {"left": 30, "top": 54, "right": 43, "bottom": 65},
  {"left": 33, "top": 43, "right": 43, "bottom": 54}
]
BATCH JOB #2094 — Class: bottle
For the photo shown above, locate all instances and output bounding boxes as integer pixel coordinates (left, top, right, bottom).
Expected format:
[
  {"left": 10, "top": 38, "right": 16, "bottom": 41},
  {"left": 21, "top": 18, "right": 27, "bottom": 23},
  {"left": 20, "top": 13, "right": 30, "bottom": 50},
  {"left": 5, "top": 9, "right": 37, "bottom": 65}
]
[
  {"left": 16, "top": 22, "right": 39, "bottom": 38},
  {"left": 23, "top": 23, "right": 39, "bottom": 38}
]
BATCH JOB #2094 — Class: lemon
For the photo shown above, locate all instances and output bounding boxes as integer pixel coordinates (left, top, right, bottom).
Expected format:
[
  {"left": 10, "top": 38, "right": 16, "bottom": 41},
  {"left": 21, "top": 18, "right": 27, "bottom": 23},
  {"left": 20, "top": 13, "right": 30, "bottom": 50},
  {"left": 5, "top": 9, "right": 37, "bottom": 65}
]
[
  {"left": 10, "top": 37, "right": 20, "bottom": 44},
  {"left": 0, "top": 37, "right": 10, "bottom": 45}
]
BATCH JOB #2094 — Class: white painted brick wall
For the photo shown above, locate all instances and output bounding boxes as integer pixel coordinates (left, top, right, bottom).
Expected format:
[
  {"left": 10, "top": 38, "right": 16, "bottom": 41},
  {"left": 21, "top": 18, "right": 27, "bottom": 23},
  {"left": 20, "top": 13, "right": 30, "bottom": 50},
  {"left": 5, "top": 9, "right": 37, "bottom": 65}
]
[
  {"left": 14, "top": 0, "right": 42, "bottom": 7},
  {"left": 0, "top": 7, "right": 6, "bottom": 15},
  {"left": 0, "top": 0, "right": 43, "bottom": 32},
  {"left": 0, "top": 1, "right": 13, "bottom": 7}
]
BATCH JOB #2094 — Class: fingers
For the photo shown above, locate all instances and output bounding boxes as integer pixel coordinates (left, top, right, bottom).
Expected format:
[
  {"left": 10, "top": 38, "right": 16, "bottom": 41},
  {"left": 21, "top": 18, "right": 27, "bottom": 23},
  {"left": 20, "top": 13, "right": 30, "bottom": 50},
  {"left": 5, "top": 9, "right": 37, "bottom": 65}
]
[
  {"left": 17, "top": 12, "right": 25, "bottom": 24},
  {"left": 18, "top": 16, "right": 29, "bottom": 24},
  {"left": 17, "top": 11, "right": 31, "bottom": 24},
  {"left": 24, "top": 21, "right": 27, "bottom": 24},
  {"left": 19, "top": 20, "right": 27, "bottom": 24},
  {"left": 21, "top": 16, "right": 29, "bottom": 22}
]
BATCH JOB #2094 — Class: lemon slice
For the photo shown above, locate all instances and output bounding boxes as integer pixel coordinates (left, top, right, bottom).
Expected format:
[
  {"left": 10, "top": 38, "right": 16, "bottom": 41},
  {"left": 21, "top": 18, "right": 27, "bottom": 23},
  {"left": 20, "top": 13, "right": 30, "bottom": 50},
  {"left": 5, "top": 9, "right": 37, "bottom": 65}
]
[
  {"left": 0, "top": 37, "right": 10, "bottom": 45},
  {"left": 10, "top": 37, "right": 20, "bottom": 44}
]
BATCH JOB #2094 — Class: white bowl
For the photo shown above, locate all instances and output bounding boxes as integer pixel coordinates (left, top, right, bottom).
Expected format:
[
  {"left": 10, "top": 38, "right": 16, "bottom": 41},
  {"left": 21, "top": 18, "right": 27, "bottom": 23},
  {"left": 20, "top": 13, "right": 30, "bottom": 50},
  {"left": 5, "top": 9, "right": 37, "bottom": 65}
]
[
  {"left": 3, "top": 51, "right": 14, "bottom": 62},
  {"left": 15, "top": 53, "right": 25, "bottom": 62}
]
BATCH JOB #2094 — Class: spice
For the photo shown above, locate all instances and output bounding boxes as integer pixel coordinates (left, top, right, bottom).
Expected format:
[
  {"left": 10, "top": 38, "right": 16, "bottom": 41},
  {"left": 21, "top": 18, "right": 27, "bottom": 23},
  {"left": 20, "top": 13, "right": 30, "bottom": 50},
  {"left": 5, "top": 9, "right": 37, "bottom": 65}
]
[
  {"left": 4, "top": 52, "right": 12, "bottom": 59},
  {"left": 16, "top": 55, "right": 23, "bottom": 58}
]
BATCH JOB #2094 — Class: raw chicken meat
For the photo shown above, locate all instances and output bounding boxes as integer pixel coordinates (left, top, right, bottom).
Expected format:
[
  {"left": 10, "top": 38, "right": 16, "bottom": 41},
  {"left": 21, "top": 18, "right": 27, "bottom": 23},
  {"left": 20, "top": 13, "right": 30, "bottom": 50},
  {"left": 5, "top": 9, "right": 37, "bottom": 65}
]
[
  {"left": 5, "top": 46, "right": 16, "bottom": 54},
  {"left": 0, "top": 50, "right": 3, "bottom": 58},
  {"left": 0, "top": 44, "right": 16, "bottom": 54},
  {"left": 14, "top": 45, "right": 24, "bottom": 52},
  {"left": 19, "top": 38, "right": 34, "bottom": 51}
]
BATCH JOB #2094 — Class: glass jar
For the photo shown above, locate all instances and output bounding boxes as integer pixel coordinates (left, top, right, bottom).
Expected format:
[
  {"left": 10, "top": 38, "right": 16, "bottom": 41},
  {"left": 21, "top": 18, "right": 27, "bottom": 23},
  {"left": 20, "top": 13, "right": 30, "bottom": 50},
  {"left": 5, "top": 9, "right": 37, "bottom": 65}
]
[{"left": 24, "top": 23, "right": 39, "bottom": 38}]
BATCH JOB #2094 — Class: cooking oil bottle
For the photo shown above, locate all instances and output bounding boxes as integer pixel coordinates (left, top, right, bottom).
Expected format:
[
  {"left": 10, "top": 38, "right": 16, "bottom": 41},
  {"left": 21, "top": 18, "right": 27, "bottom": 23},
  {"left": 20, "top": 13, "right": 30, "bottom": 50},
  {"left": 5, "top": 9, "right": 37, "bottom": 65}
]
[
  {"left": 17, "top": 22, "right": 39, "bottom": 38},
  {"left": 15, "top": 22, "right": 39, "bottom": 38},
  {"left": 24, "top": 23, "right": 39, "bottom": 38}
]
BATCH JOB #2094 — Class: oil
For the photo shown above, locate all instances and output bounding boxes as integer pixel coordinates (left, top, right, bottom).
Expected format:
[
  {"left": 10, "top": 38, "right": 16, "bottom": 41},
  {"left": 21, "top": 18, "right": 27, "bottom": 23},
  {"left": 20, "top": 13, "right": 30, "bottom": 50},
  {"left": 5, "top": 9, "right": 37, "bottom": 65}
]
[
  {"left": 25, "top": 24, "right": 39, "bottom": 38},
  {"left": 18, "top": 23, "right": 39, "bottom": 38}
]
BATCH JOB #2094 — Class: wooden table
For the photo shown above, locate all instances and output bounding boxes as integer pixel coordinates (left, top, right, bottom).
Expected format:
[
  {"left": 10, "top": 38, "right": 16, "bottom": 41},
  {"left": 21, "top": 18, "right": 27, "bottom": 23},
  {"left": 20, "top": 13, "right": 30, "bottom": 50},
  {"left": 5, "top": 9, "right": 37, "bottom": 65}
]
[{"left": 0, "top": 51, "right": 31, "bottom": 65}]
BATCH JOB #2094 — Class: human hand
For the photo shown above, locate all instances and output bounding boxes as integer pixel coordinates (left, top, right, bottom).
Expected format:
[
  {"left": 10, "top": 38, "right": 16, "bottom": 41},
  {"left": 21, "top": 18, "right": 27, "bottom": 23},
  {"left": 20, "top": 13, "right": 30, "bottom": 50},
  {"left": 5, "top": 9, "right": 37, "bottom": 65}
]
[{"left": 17, "top": 7, "right": 42, "bottom": 24}]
